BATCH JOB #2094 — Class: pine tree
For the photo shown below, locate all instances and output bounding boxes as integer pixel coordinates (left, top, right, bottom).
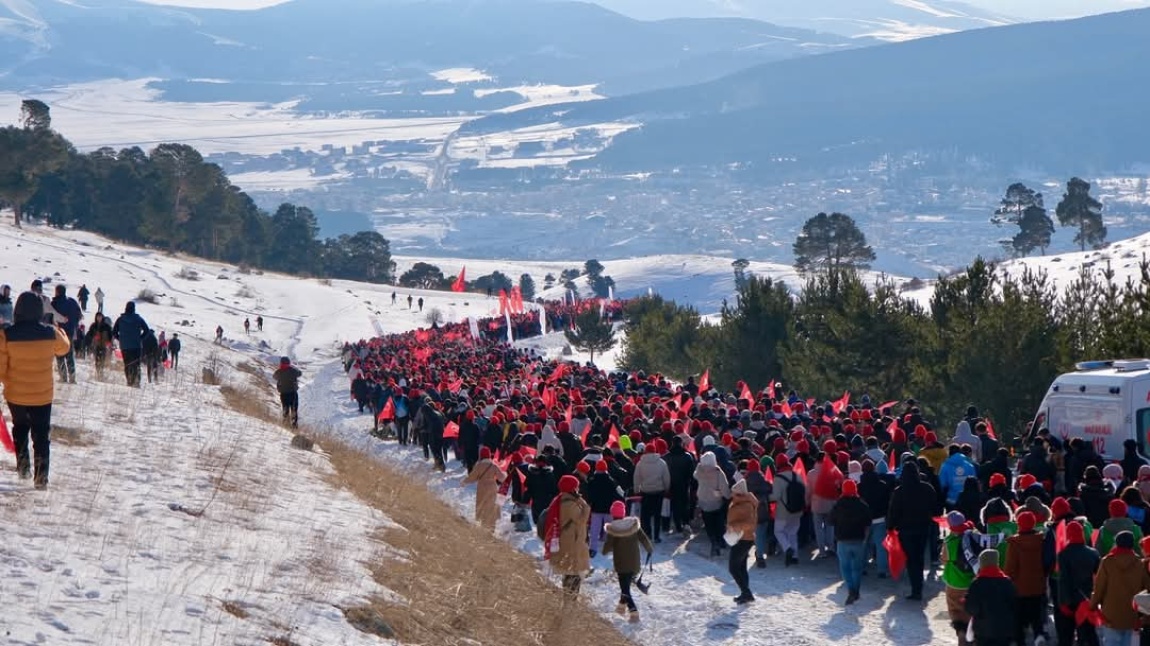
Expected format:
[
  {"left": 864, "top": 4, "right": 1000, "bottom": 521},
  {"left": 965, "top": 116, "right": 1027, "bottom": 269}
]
[
  {"left": 1056, "top": 177, "right": 1106, "bottom": 251},
  {"left": 519, "top": 273, "right": 536, "bottom": 300},
  {"left": 399, "top": 262, "right": 447, "bottom": 289},
  {"left": 565, "top": 307, "right": 617, "bottom": 365},
  {"left": 992, "top": 183, "right": 1053, "bottom": 257},
  {"left": 543, "top": 273, "right": 556, "bottom": 289},
  {"left": 732, "top": 258, "right": 750, "bottom": 289},
  {"left": 793, "top": 212, "right": 875, "bottom": 274}
]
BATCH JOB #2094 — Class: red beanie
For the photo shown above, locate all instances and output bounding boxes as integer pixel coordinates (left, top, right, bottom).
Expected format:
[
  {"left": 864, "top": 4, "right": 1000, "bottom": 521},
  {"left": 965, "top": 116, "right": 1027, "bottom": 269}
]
[
  {"left": 559, "top": 474, "right": 580, "bottom": 494},
  {"left": 1017, "top": 474, "right": 1037, "bottom": 490},
  {"left": 924, "top": 431, "right": 937, "bottom": 445},
  {"left": 850, "top": 410, "right": 860, "bottom": 422},
  {"left": 610, "top": 500, "right": 626, "bottom": 519},
  {"left": 746, "top": 460, "right": 761, "bottom": 474},
  {"left": 630, "top": 430, "right": 643, "bottom": 443},
  {"left": 789, "top": 430, "right": 803, "bottom": 442},
  {"left": 595, "top": 460, "right": 609, "bottom": 473},
  {"left": 775, "top": 454, "right": 791, "bottom": 471},
  {"left": 1051, "top": 497, "right": 1071, "bottom": 519},
  {"left": 914, "top": 424, "right": 927, "bottom": 439},
  {"left": 1066, "top": 520, "right": 1085, "bottom": 545},
  {"left": 796, "top": 440, "right": 809, "bottom": 455},
  {"left": 721, "top": 433, "right": 734, "bottom": 447},
  {"left": 558, "top": 421, "right": 570, "bottom": 433},
  {"left": 861, "top": 424, "right": 874, "bottom": 437},
  {"left": 841, "top": 480, "right": 858, "bottom": 497},
  {"left": 823, "top": 440, "right": 837, "bottom": 455},
  {"left": 654, "top": 438, "right": 668, "bottom": 454},
  {"left": 576, "top": 461, "right": 591, "bottom": 475},
  {"left": 1110, "top": 499, "right": 1128, "bottom": 519},
  {"left": 660, "top": 421, "right": 673, "bottom": 433},
  {"left": 1016, "top": 511, "right": 1036, "bottom": 533},
  {"left": 891, "top": 427, "right": 906, "bottom": 444},
  {"left": 466, "top": 410, "right": 476, "bottom": 422},
  {"left": 644, "top": 443, "right": 657, "bottom": 454},
  {"left": 989, "top": 473, "right": 1006, "bottom": 488},
  {"left": 772, "top": 403, "right": 783, "bottom": 413},
  {"left": 772, "top": 437, "right": 786, "bottom": 451},
  {"left": 480, "top": 447, "right": 491, "bottom": 460}
]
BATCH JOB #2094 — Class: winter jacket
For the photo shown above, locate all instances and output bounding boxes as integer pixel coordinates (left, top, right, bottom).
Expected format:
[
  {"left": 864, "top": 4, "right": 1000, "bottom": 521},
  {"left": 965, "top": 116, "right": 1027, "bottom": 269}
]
[
  {"left": 858, "top": 471, "right": 893, "bottom": 521},
  {"left": 558, "top": 432, "right": 584, "bottom": 471},
  {"left": 1091, "top": 548, "right": 1150, "bottom": 630},
  {"left": 918, "top": 444, "right": 947, "bottom": 474},
  {"left": 168, "top": 337, "right": 181, "bottom": 354},
  {"left": 743, "top": 471, "right": 773, "bottom": 524},
  {"left": 726, "top": 492, "right": 758, "bottom": 542},
  {"left": 964, "top": 574, "right": 1017, "bottom": 643},
  {"left": 938, "top": 453, "right": 978, "bottom": 505},
  {"left": 525, "top": 465, "right": 559, "bottom": 520},
  {"left": 569, "top": 416, "right": 591, "bottom": 442},
  {"left": 1004, "top": 531, "right": 1048, "bottom": 597},
  {"left": 1079, "top": 481, "right": 1116, "bottom": 528},
  {"left": 1068, "top": 447, "right": 1106, "bottom": 494},
  {"left": 941, "top": 532, "right": 976, "bottom": 589},
  {"left": 112, "top": 311, "right": 148, "bottom": 350},
  {"left": 584, "top": 472, "right": 624, "bottom": 514},
  {"left": 1094, "top": 517, "right": 1143, "bottom": 557},
  {"left": 273, "top": 365, "right": 302, "bottom": 393},
  {"left": 539, "top": 426, "right": 563, "bottom": 456},
  {"left": 1122, "top": 451, "right": 1149, "bottom": 485},
  {"left": 771, "top": 471, "right": 805, "bottom": 520},
  {"left": 0, "top": 303, "right": 71, "bottom": 406},
  {"left": 1019, "top": 445, "right": 1056, "bottom": 485},
  {"left": 85, "top": 320, "right": 113, "bottom": 348},
  {"left": 886, "top": 464, "right": 938, "bottom": 532},
  {"left": 952, "top": 421, "right": 981, "bottom": 463},
  {"left": 461, "top": 458, "right": 506, "bottom": 530},
  {"left": 663, "top": 446, "right": 696, "bottom": 492},
  {"left": 694, "top": 453, "right": 731, "bottom": 512},
  {"left": 142, "top": 329, "right": 159, "bottom": 360},
  {"left": 601, "top": 516, "right": 653, "bottom": 575},
  {"left": 829, "top": 496, "right": 872, "bottom": 542},
  {"left": 955, "top": 479, "right": 986, "bottom": 531},
  {"left": 551, "top": 493, "right": 591, "bottom": 575},
  {"left": 1057, "top": 543, "right": 1101, "bottom": 608},
  {"left": 50, "top": 295, "right": 82, "bottom": 340},
  {"left": 632, "top": 453, "right": 671, "bottom": 494}
]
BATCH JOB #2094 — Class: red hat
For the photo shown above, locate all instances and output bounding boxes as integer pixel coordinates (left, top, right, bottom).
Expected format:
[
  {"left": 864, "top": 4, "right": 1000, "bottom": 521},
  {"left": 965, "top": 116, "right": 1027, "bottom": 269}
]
[
  {"left": 775, "top": 454, "right": 791, "bottom": 471},
  {"left": 746, "top": 460, "right": 761, "bottom": 474},
  {"left": 772, "top": 403, "right": 783, "bottom": 413},
  {"left": 644, "top": 443, "right": 657, "bottom": 454},
  {"left": 595, "top": 460, "right": 609, "bottom": 473},
  {"left": 861, "top": 409, "right": 873, "bottom": 421},
  {"left": 660, "top": 421, "right": 673, "bottom": 433},
  {"left": 1016, "top": 511, "right": 1036, "bottom": 533},
  {"left": 610, "top": 500, "right": 626, "bottom": 519},
  {"left": 914, "top": 424, "right": 927, "bottom": 439},
  {"left": 823, "top": 440, "right": 837, "bottom": 455},
  {"left": 861, "top": 424, "right": 874, "bottom": 437},
  {"left": 1066, "top": 520, "right": 1085, "bottom": 545},
  {"left": 772, "top": 437, "right": 786, "bottom": 451},
  {"left": 466, "top": 410, "right": 476, "bottom": 422},
  {"left": 841, "top": 480, "right": 859, "bottom": 497},
  {"left": 796, "top": 440, "right": 809, "bottom": 455},
  {"left": 850, "top": 410, "right": 860, "bottom": 422},
  {"left": 480, "top": 447, "right": 491, "bottom": 460},
  {"left": 1110, "top": 498, "right": 1128, "bottom": 519},
  {"left": 721, "top": 433, "right": 734, "bottom": 447},
  {"left": 1017, "top": 474, "right": 1037, "bottom": 490},
  {"left": 654, "top": 438, "right": 668, "bottom": 454},
  {"left": 924, "top": 431, "right": 937, "bottom": 445},
  {"left": 989, "top": 473, "right": 1006, "bottom": 488},
  {"left": 891, "top": 427, "right": 907, "bottom": 444},
  {"left": 1051, "top": 497, "right": 1071, "bottom": 519},
  {"left": 576, "top": 461, "right": 591, "bottom": 475},
  {"left": 558, "top": 421, "right": 570, "bottom": 433},
  {"left": 789, "top": 430, "right": 803, "bottom": 442},
  {"left": 629, "top": 430, "right": 643, "bottom": 443},
  {"left": 559, "top": 474, "right": 580, "bottom": 494}
]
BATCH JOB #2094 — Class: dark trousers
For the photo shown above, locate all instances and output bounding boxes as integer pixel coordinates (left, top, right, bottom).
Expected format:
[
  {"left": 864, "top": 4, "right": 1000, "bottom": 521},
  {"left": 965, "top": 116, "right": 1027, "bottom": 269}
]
[
  {"left": 429, "top": 435, "right": 446, "bottom": 469},
  {"left": 729, "top": 539, "right": 754, "bottom": 597},
  {"left": 9, "top": 403, "right": 51, "bottom": 484},
  {"left": 170, "top": 350, "right": 179, "bottom": 370},
  {"left": 899, "top": 526, "right": 929, "bottom": 596},
  {"left": 1015, "top": 595, "right": 1047, "bottom": 644},
  {"left": 617, "top": 572, "right": 637, "bottom": 611},
  {"left": 640, "top": 493, "right": 664, "bottom": 541},
  {"left": 1055, "top": 611, "right": 1099, "bottom": 646},
  {"left": 280, "top": 391, "right": 299, "bottom": 427},
  {"left": 396, "top": 418, "right": 410, "bottom": 445},
  {"left": 670, "top": 487, "right": 691, "bottom": 532},
  {"left": 122, "top": 348, "right": 142, "bottom": 387},
  {"left": 56, "top": 349, "right": 75, "bottom": 380},
  {"left": 702, "top": 509, "right": 726, "bottom": 550}
]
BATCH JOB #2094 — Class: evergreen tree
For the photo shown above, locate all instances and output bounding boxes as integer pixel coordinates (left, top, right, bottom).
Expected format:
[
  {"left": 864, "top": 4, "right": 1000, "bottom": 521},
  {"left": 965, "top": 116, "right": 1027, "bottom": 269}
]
[
  {"left": 1056, "top": 177, "right": 1106, "bottom": 251},
  {"left": 543, "top": 273, "right": 556, "bottom": 290},
  {"left": 732, "top": 258, "right": 750, "bottom": 290},
  {"left": 711, "top": 275, "right": 791, "bottom": 390},
  {"left": 267, "top": 203, "right": 321, "bottom": 274},
  {"left": 472, "top": 271, "right": 513, "bottom": 294},
  {"left": 589, "top": 273, "right": 616, "bottom": 299},
  {"left": 399, "top": 262, "right": 447, "bottom": 289},
  {"left": 0, "top": 122, "right": 71, "bottom": 227},
  {"left": 584, "top": 259, "right": 605, "bottom": 277},
  {"left": 519, "top": 273, "right": 536, "bottom": 300},
  {"left": 560, "top": 268, "right": 581, "bottom": 290},
  {"left": 565, "top": 307, "right": 617, "bottom": 365},
  {"left": 792, "top": 212, "right": 875, "bottom": 274},
  {"left": 1012, "top": 205, "right": 1055, "bottom": 256}
]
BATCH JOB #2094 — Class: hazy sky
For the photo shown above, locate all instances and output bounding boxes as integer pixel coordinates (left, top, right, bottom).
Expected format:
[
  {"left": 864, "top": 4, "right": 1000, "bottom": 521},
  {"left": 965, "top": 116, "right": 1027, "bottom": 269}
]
[{"left": 137, "top": 0, "right": 1150, "bottom": 20}]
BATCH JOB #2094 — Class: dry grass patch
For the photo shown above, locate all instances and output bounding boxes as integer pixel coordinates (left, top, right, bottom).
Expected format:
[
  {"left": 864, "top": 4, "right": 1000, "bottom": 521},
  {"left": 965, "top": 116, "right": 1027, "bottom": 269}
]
[
  {"left": 220, "top": 385, "right": 279, "bottom": 425},
  {"left": 221, "top": 600, "right": 250, "bottom": 619},
  {"left": 321, "top": 440, "right": 634, "bottom": 646},
  {"left": 51, "top": 424, "right": 96, "bottom": 447}
]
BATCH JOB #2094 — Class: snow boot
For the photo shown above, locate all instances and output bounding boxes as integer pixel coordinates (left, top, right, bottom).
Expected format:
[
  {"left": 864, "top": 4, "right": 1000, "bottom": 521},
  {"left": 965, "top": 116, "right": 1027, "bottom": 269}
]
[
  {"left": 615, "top": 603, "right": 627, "bottom": 616},
  {"left": 755, "top": 557, "right": 767, "bottom": 569},
  {"left": 845, "top": 589, "right": 860, "bottom": 605},
  {"left": 628, "top": 610, "right": 640, "bottom": 623}
]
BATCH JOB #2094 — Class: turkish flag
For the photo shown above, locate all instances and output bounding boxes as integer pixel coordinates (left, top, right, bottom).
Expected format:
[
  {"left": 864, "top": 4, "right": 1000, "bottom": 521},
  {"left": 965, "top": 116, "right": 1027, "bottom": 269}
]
[
  {"left": 832, "top": 391, "right": 851, "bottom": 415},
  {"left": 452, "top": 266, "right": 466, "bottom": 292},
  {"left": 740, "top": 383, "right": 754, "bottom": 404},
  {"left": 698, "top": 369, "right": 710, "bottom": 394},
  {"left": 377, "top": 398, "right": 395, "bottom": 422},
  {"left": 443, "top": 421, "right": 460, "bottom": 439}
]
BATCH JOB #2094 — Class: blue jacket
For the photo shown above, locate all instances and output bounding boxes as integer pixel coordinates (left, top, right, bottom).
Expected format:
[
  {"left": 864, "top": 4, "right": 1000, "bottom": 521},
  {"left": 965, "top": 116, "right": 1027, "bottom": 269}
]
[
  {"left": 939, "top": 453, "right": 978, "bottom": 505},
  {"left": 112, "top": 312, "right": 149, "bottom": 350},
  {"left": 51, "top": 296, "right": 83, "bottom": 339}
]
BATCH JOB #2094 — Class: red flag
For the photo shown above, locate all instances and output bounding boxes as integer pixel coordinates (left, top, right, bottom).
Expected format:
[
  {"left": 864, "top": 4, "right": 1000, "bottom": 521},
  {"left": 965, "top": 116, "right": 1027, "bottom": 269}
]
[
  {"left": 985, "top": 418, "right": 997, "bottom": 440},
  {"left": 608, "top": 424, "right": 620, "bottom": 447},
  {"left": 452, "top": 266, "right": 466, "bottom": 292},
  {"left": 498, "top": 289, "right": 509, "bottom": 316},
  {"left": 449, "top": 379, "right": 464, "bottom": 394},
  {"left": 680, "top": 393, "right": 693, "bottom": 416},
  {"left": 698, "top": 369, "right": 710, "bottom": 394},
  {"left": 888, "top": 447, "right": 897, "bottom": 473},
  {"left": 766, "top": 380, "right": 776, "bottom": 401},
  {"left": 780, "top": 400, "right": 792, "bottom": 417},
  {"left": 0, "top": 414, "right": 13, "bottom": 453},
  {"left": 832, "top": 391, "right": 851, "bottom": 415},
  {"left": 542, "top": 386, "right": 557, "bottom": 411},
  {"left": 740, "top": 383, "right": 754, "bottom": 404},
  {"left": 793, "top": 455, "right": 807, "bottom": 488},
  {"left": 565, "top": 404, "right": 573, "bottom": 427},
  {"left": 377, "top": 398, "right": 396, "bottom": 422},
  {"left": 443, "top": 421, "right": 460, "bottom": 439},
  {"left": 1055, "top": 519, "right": 1068, "bottom": 556},
  {"left": 879, "top": 400, "right": 900, "bottom": 413}
]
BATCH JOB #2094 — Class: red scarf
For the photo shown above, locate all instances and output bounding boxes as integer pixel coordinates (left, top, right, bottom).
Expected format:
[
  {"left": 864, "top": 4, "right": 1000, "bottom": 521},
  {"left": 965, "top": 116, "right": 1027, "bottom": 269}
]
[
  {"left": 542, "top": 494, "right": 565, "bottom": 560},
  {"left": 1109, "top": 546, "right": 1135, "bottom": 558},
  {"left": 977, "top": 565, "right": 1008, "bottom": 579}
]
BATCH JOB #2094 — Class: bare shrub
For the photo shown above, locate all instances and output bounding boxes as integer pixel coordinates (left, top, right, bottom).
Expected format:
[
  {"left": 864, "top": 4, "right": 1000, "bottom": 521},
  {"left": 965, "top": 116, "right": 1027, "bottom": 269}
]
[
  {"left": 136, "top": 288, "right": 159, "bottom": 304},
  {"left": 425, "top": 307, "right": 444, "bottom": 326},
  {"left": 176, "top": 267, "right": 201, "bottom": 281}
]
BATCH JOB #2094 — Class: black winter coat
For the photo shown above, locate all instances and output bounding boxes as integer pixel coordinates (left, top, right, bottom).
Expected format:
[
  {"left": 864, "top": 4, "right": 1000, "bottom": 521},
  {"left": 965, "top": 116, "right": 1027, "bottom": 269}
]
[
  {"left": 663, "top": 447, "right": 696, "bottom": 492},
  {"left": 524, "top": 465, "right": 559, "bottom": 519},
  {"left": 559, "top": 433, "right": 584, "bottom": 470},
  {"left": 1057, "top": 543, "right": 1101, "bottom": 608},
  {"left": 858, "top": 472, "right": 892, "bottom": 520},
  {"left": 886, "top": 464, "right": 938, "bottom": 532},
  {"left": 1078, "top": 481, "right": 1115, "bottom": 528},
  {"left": 585, "top": 472, "right": 623, "bottom": 514},
  {"left": 829, "top": 496, "right": 872, "bottom": 542},
  {"left": 964, "top": 576, "right": 1017, "bottom": 642}
]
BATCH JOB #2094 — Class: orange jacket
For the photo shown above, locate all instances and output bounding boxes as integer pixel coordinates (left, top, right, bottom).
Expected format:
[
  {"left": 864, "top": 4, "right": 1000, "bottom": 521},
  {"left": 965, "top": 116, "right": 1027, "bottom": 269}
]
[{"left": 0, "top": 321, "right": 71, "bottom": 406}]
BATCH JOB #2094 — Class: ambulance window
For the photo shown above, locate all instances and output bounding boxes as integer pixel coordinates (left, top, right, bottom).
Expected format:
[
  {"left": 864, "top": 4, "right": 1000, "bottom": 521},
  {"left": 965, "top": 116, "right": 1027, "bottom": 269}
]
[{"left": 1140, "top": 409, "right": 1150, "bottom": 456}]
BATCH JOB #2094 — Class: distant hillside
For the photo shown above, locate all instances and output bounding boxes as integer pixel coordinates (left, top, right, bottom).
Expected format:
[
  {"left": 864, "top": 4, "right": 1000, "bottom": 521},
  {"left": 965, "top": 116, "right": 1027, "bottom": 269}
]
[
  {"left": 0, "top": 0, "right": 860, "bottom": 99},
  {"left": 468, "top": 7, "right": 1150, "bottom": 176}
]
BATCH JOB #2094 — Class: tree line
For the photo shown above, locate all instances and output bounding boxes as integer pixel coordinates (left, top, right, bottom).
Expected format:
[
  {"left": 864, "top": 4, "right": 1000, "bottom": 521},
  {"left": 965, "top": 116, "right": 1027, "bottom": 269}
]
[
  {"left": 621, "top": 258, "right": 1150, "bottom": 443},
  {"left": 0, "top": 102, "right": 394, "bottom": 283},
  {"left": 397, "top": 259, "right": 615, "bottom": 298}
]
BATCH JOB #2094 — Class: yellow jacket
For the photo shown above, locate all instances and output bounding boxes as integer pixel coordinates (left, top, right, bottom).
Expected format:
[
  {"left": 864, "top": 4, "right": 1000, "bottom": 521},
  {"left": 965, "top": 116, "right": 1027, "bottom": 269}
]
[{"left": 0, "top": 321, "right": 71, "bottom": 406}]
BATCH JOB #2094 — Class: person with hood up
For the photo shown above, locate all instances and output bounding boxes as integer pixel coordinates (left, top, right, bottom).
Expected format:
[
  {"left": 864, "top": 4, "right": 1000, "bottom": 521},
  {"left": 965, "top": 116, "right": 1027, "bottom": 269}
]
[
  {"left": 632, "top": 443, "right": 671, "bottom": 544},
  {"left": 273, "top": 356, "right": 302, "bottom": 428},
  {"left": 93, "top": 287, "right": 104, "bottom": 313},
  {"left": 663, "top": 436, "right": 697, "bottom": 535},
  {"left": 525, "top": 454, "right": 560, "bottom": 531},
  {"left": 742, "top": 460, "right": 774, "bottom": 568},
  {"left": 953, "top": 420, "right": 982, "bottom": 464},
  {"left": 112, "top": 301, "right": 149, "bottom": 387},
  {"left": 725, "top": 477, "right": 759, "bottom": 604},
  {"left": 940, "top": 444, "right": 978, "bottom": 508},
  {"left": 830, "top": 479, "right": 872, "bottom": 605},
  {"left": 696, "top": 451, "right": 732, "bottom": 557},
  {"left": 1020, "top": 440, "right": 1057, "bottom": 489},
  {"left": 1094, "top": 498, "right": 1143, "bottom": 557},
  {"left": 1079, "top": 465, "right": 1116, "bottom": 528},
  {"left": 1092, "top": 530, "right": 1150, "bottom": 646},
  {"left": 1005, "top": 510, "right": 1049, "bottom": 646},
  {"left": 887, "top": 460, "right": 939, "bottom": 600},
  {"left": 941, "top": 511, "right": 977, "bottom": 642},
  {"left": 1103, "top": 463, "right": 1128, "bottom": 497},
  {"left": 539, "top": 421, "right": 563, "bottom": 457},
  {"left": 545, "top": 474, "right": 592, "bottom": 594},
  {"left": 859, "top": 459, "right": 894, "bottom": 578},
  {"left": 808, "top": 440, "right": 844, "bottom": 559},
  {"left": 49, "top": 285, "right": 82, "bottom": 384},
  {"left": 956, "top": 476, "right": 987, "bottom": 532},
  {"left": 461, "top": 446, "right": 507, "bottom": 531},
  {"left": 585, "top": 459, "right": 625, "bottom": 556},
  {"left": 601, "top": 500, "right": 654, "bottom": 622},
  {"left": 458, "top": 410, "right": 481, "bottom": 473},
  {"left": 1057, "top": 520, "right": 1101, "bottom": 646},
  {"left": 964, "top": 549, "right": 1017, "bottom": 646},
  {"left": 770, "top": 454, "right": 805, "bottom": 567},
  {"left": 1068, "top": 438, "right": 1106, "bottom": 495},
  {"left": 0, "top": 292, "right": 71, "bottom": 489}
]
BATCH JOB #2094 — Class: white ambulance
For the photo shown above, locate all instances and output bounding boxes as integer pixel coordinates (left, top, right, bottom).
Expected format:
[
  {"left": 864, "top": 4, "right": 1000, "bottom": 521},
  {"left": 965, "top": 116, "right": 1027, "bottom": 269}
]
[{"left": 1032, "top": 359, "right": 1150, "bottom": 461}]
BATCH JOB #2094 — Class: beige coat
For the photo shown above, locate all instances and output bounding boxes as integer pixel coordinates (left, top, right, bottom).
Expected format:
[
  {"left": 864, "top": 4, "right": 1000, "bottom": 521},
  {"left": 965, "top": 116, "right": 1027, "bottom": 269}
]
[
  {"left": 462, "top": 458, "right": 506, "bottom": 530},
  {"left": 551, "top": 493, "right": 591, "bottom": 576},
  {"left": 726, "top": 492, "right": 759, "bottom": 542}
]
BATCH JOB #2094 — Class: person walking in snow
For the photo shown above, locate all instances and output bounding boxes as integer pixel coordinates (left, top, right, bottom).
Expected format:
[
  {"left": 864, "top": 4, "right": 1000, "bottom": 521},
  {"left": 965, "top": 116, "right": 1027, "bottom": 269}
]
[
  {"left": 602, "top": 499, "right": 654, "bottom": 622},
  {"left": 215, "top": 325, "right": 223, "bottom": 344},
  {"left": 830, "top": 479, "right": 872, "bottom": 605},
  {"left": 168, "top": 333, "right": 181, "bottom": 370},
  {"left": 50, "top": 285, "right": 83, "bottom": 384},
  {"left": 406, "top": 295, "right": 413, "bottom": 310},
  {"left": 726, "top": 478, "right": 759, "bottom": 604},
  {"left": 696, "top": 451, "right": 732, "bottom": 557},
  {"left": 771, "top": 454, "right": 804, "bottom": 567},
  {"left": 0, "top": 284, "right": 12, "bottom": 328},
  {"left": 77, "top": 284, "right": 90, "bottom": 312},
  {"left": 963, "top": 549, "right": 1017, "bottom": 646},
  {"left": 112, "top": 301, "right": 149, "bottom": 388},
  {"left": 633, "top": 443, "right": 671, "bottom": 544},
  {"left": 0, "top": 292, "right": 72, "bottom": 489},
  {"left": 94, "top": 287, "right": 104, "bottom": 314},
  {"left": 545, "top": 474, "right": 591, "bottom": 594},
  {"left": 461, "top": 447, "right": 506, "bottom": 531},
  {"left": 273, "top": 356, "right": 301, "bottom": 428},
  {"left": 142, "top": 328, "right": 160, "bottom": 384},
  {"left": 417, "top": 297, "right": 424, "bottom": 312},
  {"left": 30, "top": 280, "right": 64, "bottom": 326},
  {"left": 85, "top": 312, "right": 113, "bottom": 377},
  {"left": 391, "top": 291, "right": 397, "bottom": 306},
  {"left": 243, "top": 318, "right": 250, "bottom": 334}
]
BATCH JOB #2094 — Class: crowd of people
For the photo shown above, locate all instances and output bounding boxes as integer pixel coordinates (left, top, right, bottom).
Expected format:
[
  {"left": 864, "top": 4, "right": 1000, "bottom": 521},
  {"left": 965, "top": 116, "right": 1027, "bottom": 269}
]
[{"left": 340, "top": 319, "right": 1150, "bottom": 646}]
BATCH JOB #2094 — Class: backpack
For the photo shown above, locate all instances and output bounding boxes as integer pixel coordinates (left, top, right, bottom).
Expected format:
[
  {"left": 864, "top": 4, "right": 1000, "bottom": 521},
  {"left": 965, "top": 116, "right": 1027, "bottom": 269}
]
[{"left": 781, "top": 474, "right": 806, "bottom": 513}]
